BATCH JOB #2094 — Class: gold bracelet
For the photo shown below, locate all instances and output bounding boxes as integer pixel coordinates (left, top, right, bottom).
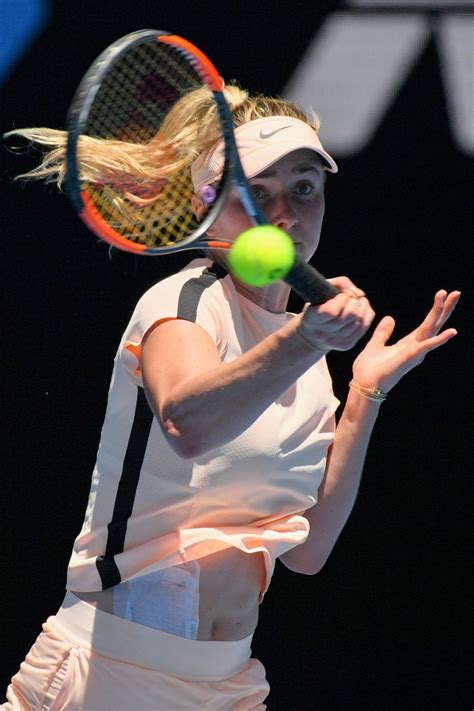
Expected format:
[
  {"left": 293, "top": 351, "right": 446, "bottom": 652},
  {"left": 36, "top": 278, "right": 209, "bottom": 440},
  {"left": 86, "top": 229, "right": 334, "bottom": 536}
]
[{"left": 349, "top": 379, "right": 387, "bottom": 402}]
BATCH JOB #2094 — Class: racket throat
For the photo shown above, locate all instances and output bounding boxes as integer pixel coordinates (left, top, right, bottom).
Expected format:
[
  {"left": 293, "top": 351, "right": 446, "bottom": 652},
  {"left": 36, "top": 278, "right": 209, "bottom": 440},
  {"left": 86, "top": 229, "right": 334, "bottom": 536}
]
[{"left": 235, "top": 181, "right": 266, "bottom": 225}]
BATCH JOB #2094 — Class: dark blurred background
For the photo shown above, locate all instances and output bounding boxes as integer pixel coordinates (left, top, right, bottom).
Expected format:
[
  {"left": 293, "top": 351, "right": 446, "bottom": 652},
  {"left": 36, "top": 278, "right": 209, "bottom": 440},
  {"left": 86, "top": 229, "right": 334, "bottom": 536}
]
[{"left": 1, "top": 1, "right": 472, "bottom": 708}]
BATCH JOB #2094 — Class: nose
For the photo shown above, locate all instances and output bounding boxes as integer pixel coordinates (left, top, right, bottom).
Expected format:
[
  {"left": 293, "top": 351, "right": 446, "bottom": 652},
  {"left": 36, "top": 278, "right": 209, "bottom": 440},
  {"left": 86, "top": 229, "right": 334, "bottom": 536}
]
[{"left": 269, "top": 193, "right": 298, "bottom": 232}]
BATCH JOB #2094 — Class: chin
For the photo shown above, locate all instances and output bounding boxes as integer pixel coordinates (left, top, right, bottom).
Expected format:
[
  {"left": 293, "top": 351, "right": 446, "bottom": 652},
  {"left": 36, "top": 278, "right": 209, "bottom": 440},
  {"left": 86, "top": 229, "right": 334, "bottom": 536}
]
[{"left": 294, "top": 245, "right": 314, "bottom": 262}]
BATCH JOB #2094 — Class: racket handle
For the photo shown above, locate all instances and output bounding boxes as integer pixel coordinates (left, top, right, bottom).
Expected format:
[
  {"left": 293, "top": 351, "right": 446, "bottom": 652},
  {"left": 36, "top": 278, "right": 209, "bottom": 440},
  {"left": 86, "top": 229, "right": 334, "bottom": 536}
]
[{"left": 284, "top": 260, "right": 339, "bottom": 305}]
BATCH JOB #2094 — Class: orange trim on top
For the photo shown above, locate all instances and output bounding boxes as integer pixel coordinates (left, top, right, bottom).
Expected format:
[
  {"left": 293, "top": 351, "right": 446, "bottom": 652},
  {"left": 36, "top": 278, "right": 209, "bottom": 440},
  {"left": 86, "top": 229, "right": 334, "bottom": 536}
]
[
  {"left": 143, "top": 317, "right": 177, "bottom": 342},
  {"left": 157, "top": 34, "right": 223, "bottom": 92},
  {"left": 123, "top": 341, "right": 142, "bottom": 376},
  {"left": 81, "top": 192, "right": 148, "bottom": 254},
  {"left": 124, "top": 318, "right": 177, "bottom": 376},
  {"left": 207, "top": 240, "right": 231, "bottom": 250}
]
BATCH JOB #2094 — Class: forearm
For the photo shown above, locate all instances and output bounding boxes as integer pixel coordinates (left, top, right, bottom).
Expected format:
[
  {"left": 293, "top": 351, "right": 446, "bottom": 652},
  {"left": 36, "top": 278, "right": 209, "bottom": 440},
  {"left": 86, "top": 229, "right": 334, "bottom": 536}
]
[
  {"left": 155, "top": 321, "right": 322, "bottom": 458},
  {"left": 284, "top": 288, "right": 461, "bottom": 574},
  {"left": 282, "top": 388, "right": 382, "bottom": 573}
]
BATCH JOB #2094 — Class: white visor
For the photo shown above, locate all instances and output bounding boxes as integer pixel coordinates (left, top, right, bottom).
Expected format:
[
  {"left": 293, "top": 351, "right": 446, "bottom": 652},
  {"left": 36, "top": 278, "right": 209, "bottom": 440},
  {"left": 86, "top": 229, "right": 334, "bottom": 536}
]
[{"left": 191, "top": 116, "right": 338, "bottom": 193}]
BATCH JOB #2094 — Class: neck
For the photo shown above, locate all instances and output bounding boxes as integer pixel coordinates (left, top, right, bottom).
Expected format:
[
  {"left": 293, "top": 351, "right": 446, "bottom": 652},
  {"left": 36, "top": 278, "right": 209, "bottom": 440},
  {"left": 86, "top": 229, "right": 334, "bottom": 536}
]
[
  {"left": 232, "top": 277, "right": 291, "bottom": 313},
  {"left": 208, "top": 250, "right": 291, "bottom": 313}
]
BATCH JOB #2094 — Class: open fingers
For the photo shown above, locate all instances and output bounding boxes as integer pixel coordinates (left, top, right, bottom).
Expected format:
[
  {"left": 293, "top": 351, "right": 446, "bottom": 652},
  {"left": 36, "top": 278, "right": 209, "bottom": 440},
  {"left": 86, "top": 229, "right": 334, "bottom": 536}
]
[
  {"left": 416, "top": 290, "right": 461, "bottom": 342},
  {"left": 441, "top": 290, "right": 461, "bottom": 323},
  {"left": 414, "top": 327, "right": 458, "bottom": 360}
]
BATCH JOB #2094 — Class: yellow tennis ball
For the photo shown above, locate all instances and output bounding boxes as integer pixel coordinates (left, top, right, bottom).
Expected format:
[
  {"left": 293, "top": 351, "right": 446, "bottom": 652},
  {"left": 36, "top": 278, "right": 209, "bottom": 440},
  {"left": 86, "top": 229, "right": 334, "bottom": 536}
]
[{"left": 228, "top": 226, "right": 295, "bottom": 287}]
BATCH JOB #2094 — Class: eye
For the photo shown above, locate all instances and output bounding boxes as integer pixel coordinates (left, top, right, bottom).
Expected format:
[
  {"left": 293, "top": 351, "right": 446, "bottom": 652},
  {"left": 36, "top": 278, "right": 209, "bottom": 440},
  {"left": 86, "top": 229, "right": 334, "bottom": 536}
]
[
  {"left": 251, "top": 185, "right": 267, "bottom": 200},
  {"left": 294, "top": 181, "right": 316, "bottom": 196}
]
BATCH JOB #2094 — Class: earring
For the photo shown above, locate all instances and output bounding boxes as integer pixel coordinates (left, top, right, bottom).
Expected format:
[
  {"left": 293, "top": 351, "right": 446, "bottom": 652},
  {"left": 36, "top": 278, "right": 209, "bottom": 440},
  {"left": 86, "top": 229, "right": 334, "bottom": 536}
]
[{"left": 199, "top": 185, "right": 217, "bottom": 204}]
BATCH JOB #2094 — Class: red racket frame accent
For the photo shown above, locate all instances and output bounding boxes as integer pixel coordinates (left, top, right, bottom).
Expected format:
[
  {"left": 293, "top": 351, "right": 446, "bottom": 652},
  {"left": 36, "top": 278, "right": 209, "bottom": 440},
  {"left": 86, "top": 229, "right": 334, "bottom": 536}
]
[
  {"left": 81, "top": 192, "right": 148, "bottom": 254},
  {"left": 81, "top": 193, "right": 231, "bottom": 255},
  {"left": 158, "top": 34, "right": 223, "bottom": 91}
]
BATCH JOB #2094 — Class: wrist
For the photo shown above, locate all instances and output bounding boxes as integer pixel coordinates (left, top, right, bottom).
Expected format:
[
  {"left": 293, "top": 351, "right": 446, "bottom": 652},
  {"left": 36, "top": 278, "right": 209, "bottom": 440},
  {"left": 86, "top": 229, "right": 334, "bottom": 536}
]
[
  {"left": 295, "top": 326, "right": 330, "bottom": 355},
  {"left": 340, "top": 386, "right": 383, "bottom": 433},
  {"left": 282, "top": 316, "right": 328, "bottom": 358},
  {"left": 291, "top": 315, "right": 330, "bottom": 355},
  {"left": 348, "top": 379, "right": 387, "bottom": 403}
]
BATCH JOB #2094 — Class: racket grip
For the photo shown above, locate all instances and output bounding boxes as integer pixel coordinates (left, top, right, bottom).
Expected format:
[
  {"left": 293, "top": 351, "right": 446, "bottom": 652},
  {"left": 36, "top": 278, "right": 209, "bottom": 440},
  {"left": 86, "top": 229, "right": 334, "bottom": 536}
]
[{"left": 284, "top": 260, "right": 339, "bottom": 305}]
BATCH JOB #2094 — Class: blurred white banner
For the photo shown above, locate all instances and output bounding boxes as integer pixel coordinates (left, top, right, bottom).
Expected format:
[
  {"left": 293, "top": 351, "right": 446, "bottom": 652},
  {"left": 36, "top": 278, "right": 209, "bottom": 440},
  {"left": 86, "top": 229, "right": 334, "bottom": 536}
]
[{"left": 284, "top": 5, "right": 474, "bottom": 156}]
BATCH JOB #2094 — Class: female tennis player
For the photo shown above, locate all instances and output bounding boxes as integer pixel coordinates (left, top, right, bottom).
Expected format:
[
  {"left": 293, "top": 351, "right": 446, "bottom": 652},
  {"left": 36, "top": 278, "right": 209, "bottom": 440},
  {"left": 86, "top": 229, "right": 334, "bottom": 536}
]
[{"left": 3, "top": 84, "right": 460, "bottom": 709}]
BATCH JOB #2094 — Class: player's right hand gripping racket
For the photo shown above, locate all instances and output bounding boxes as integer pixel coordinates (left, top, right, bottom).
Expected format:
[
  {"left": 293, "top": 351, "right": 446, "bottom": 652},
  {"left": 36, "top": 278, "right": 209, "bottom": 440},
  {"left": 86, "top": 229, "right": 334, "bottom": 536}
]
[{"left": 65, "top": 29, "right": 339, "bottom": 305}]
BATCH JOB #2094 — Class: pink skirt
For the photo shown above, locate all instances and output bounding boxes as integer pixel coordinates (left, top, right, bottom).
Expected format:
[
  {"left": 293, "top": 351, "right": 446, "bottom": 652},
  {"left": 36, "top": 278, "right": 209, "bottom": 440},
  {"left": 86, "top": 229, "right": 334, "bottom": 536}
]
[{"left": 3, "top": 592, "right": 270, "bottom": 710}]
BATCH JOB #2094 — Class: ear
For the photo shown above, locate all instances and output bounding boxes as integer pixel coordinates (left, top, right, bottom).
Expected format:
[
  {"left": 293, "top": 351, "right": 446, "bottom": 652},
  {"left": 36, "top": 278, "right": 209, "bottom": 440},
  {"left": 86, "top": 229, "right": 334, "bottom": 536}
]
[
  {"left": 191, "top": 195, "right": 205, "bottom": 221},
  {"left": 191, "top": 195, "right": 219, "bottom": 237}
]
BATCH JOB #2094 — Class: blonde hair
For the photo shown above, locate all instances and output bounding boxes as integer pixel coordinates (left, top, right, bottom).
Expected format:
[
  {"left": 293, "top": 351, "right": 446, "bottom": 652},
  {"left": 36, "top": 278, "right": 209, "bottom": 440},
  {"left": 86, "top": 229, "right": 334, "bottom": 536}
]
[{"left": 6, "top": 83, "right": 320, "bottom": 201}]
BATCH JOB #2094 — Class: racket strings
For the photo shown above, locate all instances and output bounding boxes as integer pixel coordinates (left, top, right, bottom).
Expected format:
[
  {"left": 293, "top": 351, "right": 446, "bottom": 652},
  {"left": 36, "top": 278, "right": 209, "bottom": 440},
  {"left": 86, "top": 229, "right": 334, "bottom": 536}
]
[{"left": 78, "top": 40, "right": 215, "bottom": 247}]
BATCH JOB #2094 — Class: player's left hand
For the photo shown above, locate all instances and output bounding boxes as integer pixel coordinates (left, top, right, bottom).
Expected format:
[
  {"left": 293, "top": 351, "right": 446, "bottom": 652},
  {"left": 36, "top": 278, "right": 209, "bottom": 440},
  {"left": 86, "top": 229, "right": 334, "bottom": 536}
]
[{"left": 351, "top": 290, "right": 461, "bottom": 393}]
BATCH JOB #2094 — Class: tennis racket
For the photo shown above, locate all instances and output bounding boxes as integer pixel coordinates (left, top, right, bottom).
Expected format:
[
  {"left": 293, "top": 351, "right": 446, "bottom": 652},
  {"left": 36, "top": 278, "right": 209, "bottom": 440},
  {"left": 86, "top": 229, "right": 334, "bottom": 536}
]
[{"left": 65, "top": 29, "right": 338, "bottom": 305}]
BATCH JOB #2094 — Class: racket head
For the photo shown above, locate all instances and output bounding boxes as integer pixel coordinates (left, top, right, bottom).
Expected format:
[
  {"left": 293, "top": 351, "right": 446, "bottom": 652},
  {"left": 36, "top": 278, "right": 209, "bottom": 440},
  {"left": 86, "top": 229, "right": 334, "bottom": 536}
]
[
  {"left": 65, "top": 30, "right": 233, "bottom": 255},
  {"left": 65, "top": 29, "right": 337, "bottom": 305}
]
